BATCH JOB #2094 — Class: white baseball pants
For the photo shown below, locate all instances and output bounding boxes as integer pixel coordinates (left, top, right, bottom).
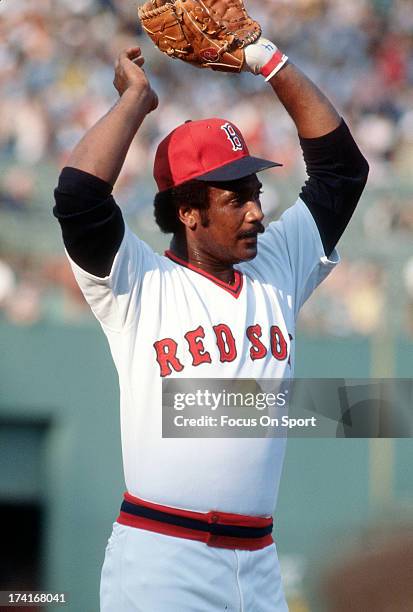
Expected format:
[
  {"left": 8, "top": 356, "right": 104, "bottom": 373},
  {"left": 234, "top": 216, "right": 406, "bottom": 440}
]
[{"left": 100, "top": 522, "right": 288, "bottom": 611}]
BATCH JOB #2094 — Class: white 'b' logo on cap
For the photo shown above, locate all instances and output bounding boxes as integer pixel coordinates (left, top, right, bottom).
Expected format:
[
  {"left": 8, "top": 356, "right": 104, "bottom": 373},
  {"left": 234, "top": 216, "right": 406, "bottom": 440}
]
[{"left": 221, "top": 123, "right": 244, "bottom": 152}]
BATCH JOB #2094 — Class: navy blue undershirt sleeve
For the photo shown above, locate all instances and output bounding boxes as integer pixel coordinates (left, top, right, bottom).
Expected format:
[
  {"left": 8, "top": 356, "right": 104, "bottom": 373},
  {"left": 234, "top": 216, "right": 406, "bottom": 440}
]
[
  {"left": 299, "top": 119, "right": 369, "bottom": 257},
  {"left": 53, "top": 167, "right": 125, "bottom": 277}
]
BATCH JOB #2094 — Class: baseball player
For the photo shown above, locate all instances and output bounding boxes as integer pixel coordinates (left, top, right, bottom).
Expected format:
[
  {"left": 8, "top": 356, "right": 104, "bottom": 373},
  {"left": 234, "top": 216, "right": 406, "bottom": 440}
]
[{"left": 54, "top": 34, "right": 368, "bottom": 612}]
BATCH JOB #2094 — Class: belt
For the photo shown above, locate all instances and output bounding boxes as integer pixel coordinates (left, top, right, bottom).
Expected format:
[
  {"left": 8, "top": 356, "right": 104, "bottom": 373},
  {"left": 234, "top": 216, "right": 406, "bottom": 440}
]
[{"left": 117, "top": 492, "right": 274, "bottom": 551}]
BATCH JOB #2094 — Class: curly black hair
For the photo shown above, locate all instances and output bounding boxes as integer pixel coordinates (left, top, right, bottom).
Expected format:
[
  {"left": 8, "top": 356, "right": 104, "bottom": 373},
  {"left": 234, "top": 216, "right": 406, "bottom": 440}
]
[{"left": 153, "top": 180, "right": 210, "bottom": 234}]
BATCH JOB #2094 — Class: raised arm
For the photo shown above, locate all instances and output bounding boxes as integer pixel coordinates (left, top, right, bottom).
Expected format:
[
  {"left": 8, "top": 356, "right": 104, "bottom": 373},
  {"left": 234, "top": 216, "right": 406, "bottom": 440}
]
[
  {"left": 54, "top": 48, "right": 157, "bottom": 277},
  {"left": 269, "top": 63, "right": 340, "bottom": 139},
  {"left": 66, "top": 47, "right": 157, "bottom": 184},
  {"left": 245, "top": 40, "right": 369, "bottom": 257}
]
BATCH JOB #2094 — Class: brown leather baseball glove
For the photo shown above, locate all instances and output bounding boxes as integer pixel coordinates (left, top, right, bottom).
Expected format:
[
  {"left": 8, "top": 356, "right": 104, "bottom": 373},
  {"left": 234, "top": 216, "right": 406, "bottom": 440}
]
[{"left": 137, "top": 0, "right": 261, "bottom": 73}]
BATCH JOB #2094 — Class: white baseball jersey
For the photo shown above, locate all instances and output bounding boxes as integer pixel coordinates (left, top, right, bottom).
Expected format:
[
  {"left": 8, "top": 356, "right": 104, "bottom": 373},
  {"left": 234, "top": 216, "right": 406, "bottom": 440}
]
[{"left": 68, "top": 197, "right": 338, "bottom": 517}]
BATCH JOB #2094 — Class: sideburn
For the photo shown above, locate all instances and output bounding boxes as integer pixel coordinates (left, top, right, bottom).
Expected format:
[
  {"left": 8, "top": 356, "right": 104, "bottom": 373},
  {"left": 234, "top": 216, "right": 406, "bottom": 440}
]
[{"left": 199, "top": 208, "right": 210, "bottom": 228}]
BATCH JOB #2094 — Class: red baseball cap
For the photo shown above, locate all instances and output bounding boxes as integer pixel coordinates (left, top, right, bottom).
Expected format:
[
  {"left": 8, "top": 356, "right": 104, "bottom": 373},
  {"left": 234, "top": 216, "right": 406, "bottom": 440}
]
[{"left": 153, "top": 118, "right": 282, "bottom": 192}]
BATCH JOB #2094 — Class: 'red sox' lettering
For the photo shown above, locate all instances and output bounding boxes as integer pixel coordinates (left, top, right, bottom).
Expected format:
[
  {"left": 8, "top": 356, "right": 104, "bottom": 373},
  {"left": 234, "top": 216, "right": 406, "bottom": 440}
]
[
  {"left": 184, "top": 326, "right": 212, "bottom": 367},
  {"left": 246, "top": 324, "right": 267, "bottom": 361},
  {"left": 153, "top": 338, "right": 184, "bottom": 378},
  {"left": 270, "top": 325, "right": 288, "bottom": 360},
  {"left": 213, "top": 324, "right": 237, "bottom": 363},
  {"left": 154, "top": 323, "right": 289, "bottom": 377}
]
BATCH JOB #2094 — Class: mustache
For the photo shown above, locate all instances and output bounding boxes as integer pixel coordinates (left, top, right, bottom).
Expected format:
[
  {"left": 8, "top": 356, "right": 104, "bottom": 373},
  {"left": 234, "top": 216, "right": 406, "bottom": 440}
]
[{"left": 238, "top": 224, "right": 265, "bottom": 239}]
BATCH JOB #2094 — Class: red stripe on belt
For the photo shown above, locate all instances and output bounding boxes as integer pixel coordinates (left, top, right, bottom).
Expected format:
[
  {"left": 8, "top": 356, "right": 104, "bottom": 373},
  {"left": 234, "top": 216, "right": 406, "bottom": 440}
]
[{"left": 117, "top": 492, "right": 274, "bottom": 551}]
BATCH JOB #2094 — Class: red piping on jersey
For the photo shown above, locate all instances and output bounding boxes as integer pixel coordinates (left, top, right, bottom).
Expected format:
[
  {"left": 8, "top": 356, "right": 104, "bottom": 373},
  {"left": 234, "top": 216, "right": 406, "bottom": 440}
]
[
  {"left": 117, "top": 492, "right": 274, "bottom": 551},
  {"left": 164, "top": 250, "right": 243, "bottom": 298}
]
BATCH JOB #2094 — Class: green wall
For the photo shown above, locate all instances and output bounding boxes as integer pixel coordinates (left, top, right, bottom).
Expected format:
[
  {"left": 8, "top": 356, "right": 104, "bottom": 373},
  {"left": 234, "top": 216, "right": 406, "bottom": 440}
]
[{"left": 0, "top": 322, "right": 123, "bottom": 611}]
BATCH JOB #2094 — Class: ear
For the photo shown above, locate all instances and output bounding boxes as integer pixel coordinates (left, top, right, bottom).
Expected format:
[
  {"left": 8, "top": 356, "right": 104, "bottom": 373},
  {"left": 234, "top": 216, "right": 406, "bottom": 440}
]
[{"left": 177, "top": 205, "right": 199, "bottom": 230}]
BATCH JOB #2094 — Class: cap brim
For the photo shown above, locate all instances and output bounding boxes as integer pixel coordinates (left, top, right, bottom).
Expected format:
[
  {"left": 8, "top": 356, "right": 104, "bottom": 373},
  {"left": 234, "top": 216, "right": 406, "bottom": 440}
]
[{"left": 196, "top": 156, "right": 282, "bottom": 183}]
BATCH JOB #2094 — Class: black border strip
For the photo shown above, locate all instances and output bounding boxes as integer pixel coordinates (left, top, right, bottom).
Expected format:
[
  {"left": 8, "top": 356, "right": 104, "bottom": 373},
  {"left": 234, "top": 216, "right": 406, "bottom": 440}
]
[{"left": 120, "top": 501, "right": 272, "bottom": 539}]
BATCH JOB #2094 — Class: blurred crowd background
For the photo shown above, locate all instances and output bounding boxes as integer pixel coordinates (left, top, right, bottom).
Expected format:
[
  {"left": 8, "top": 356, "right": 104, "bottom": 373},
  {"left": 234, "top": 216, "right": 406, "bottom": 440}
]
[{"left": 0, "top": 0, "right": 412, "bottom": 337}]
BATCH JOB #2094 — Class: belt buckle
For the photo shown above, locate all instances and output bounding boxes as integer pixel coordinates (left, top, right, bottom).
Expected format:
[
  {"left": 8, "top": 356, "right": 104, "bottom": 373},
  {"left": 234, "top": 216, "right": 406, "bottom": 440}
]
[{"left": 206, "top": 510, "right": 221, "bottom": 546}]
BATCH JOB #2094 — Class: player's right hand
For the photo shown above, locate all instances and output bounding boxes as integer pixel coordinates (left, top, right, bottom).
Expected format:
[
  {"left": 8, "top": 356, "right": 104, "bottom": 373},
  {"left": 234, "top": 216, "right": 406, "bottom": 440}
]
[{"left": 113, "top": 47, "right": 158, "bottom": 113}]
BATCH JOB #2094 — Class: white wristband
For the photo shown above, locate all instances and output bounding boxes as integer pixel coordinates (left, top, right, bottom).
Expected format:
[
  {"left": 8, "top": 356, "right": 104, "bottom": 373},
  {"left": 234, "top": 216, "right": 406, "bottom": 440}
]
[{"left": 244, "top": 37, "right": 288, "bottom": 80}]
